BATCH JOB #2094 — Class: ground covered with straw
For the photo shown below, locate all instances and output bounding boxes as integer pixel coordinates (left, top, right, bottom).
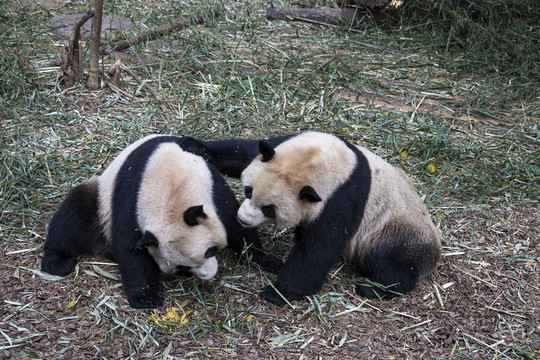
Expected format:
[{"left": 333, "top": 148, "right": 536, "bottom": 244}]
[{"left": 1, "top": 0, "right": 538, "bottom": 358}]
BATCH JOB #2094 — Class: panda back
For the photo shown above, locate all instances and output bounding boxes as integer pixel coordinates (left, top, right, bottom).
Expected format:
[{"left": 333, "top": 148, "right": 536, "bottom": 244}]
[
  {"left": 97, "top": 135, "right": 209, "bottom": 241},
  {"left": 345, "top": 146, "right": 440, "bottom": 269}
]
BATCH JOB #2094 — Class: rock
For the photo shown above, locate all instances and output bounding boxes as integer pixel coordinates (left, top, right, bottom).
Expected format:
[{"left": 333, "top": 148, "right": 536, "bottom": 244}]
[{"left": 47, "top": 14, "right": 134, "bottom": 39}]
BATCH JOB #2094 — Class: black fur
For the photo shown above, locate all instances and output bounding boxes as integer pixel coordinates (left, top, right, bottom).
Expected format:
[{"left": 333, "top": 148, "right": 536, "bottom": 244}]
[
  {"left": 42, "top": 135, "right": 282, "bottom": 309},
  {"left": 41, "top": 179, "right": 105, "bottom": 276},
  {"left": 355, "top": 219, "right": 440, "bottom": 299},
  {"left": 259, "top": 141, "right": 275, "bottom": 162},
  {"left": 298, "top": 186, "right": 322, "bottom": 203},
  {"left": 206, "top": 158, "right": 283, "bottom": 274},
  {"left": 201, "top": 135, "right": 294, "bottom": 177},
  {"left": 136, "top": 231, "right": 159, "bottom": 250},
  {"left": 183, "top": 205, "right": 207, "bottom": 226}
]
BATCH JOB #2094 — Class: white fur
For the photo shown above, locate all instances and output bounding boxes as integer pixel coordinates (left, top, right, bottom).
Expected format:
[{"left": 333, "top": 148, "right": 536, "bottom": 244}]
[
  {"left": 238, "top": 199, "right": 272, "bottom": 227},
  {"left": 137, "top": 142, "right": 227, "bottom": 279},
  {"left": 190, "top": 257, "right": 219, "bottom": 280},
  {"left": 240, "top": 132, "right": 357, "bottom": 228}
]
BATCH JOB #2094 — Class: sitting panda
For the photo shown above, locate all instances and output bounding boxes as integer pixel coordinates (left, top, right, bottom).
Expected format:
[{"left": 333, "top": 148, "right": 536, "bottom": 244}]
[
  {"left": 203, "top": 132, "right": 441, "bottom": 306},
  {"left": 42, "top": 135, "right": 282, "bottom": 309}
]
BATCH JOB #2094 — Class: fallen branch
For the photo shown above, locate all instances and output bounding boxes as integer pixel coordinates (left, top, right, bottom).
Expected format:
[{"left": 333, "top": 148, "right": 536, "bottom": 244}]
[
  {"left": 104, "top": 13, "right": 209, "bottom": 55},
  {"left": 119, "top": 63, "right": 164, "bottom": 102}
]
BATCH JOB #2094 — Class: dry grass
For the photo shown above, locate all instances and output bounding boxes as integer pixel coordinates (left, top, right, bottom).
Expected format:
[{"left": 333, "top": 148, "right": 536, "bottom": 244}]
[{"left": 1, "top": 0, "right": 539, "bottom": 358}]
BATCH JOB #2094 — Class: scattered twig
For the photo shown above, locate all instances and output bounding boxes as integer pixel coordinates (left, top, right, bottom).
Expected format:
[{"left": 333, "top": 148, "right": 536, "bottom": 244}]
[
  {"left": 108, "top": 61, "right": 175, "bottom": 123},
  {"left": 12, "top": 48, "right": 43, "bottom": 88},
  {"left": 399, "top": 319, "right": 432, "bottom": 332},
  {"left": 119, "top": 64, "right": 163, "bottom": 101},
  {"left": 433, "top": 283, "right": 444, "bottom": 308},
  {"left": 451, "top": 264, "right": 497, "bottom": 288}
]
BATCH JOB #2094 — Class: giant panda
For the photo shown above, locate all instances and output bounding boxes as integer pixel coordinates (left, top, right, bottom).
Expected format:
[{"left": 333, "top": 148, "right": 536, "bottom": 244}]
[
  {"left": 202, "top": 132, "right": 441, "bottom": 306},
  {"left": 41, "top": 135, "right": 282, "bottom": 309}
]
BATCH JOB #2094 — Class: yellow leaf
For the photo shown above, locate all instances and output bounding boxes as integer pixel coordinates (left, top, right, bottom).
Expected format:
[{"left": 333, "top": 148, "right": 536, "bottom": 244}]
[
  {"left": 150, "top": 311, "right": 160, "bottom": 324},
  {"left": 426, "top": 163, "right": 437, "bottom": 173},
  {"left": 67, "top": 295, "right": 77, "bottom": 309},
  {"left": 179, "top": 310, "right": 191, "bottom": 325},
  {"left": 151, "top": 307, "right": 191, "bottom": 329},
  {"left": 399, "top": 149, "right": 408, "bottom": 159}
]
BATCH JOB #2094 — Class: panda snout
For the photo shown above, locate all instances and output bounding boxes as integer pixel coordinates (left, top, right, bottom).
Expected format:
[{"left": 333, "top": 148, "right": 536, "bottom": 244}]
[
  {"left": 238, "top": 200, "right": 264, "bottom": 227},
  {"left": 191, "top": 257, "right": 218, "bottom": 281}
]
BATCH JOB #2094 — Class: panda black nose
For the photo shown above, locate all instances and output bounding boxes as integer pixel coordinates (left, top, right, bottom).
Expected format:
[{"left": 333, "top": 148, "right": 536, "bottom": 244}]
[
  {"left": 177, "top": 265, "right": 191, "bottom": 272},
  {"left": 205, "top": 246, "right": 219, "bottom": 258}
]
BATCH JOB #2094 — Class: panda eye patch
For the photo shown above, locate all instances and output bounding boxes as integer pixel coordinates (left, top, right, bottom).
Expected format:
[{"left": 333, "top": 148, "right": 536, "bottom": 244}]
[
  {"left": 205, "top": 246, "right": 219, "bottom": 258},
  {"left": 261, "top": 204, "right": 277, "bottom": 219},
  {"left": 244, "top": 186, "right": 253, "bottom": 199}
]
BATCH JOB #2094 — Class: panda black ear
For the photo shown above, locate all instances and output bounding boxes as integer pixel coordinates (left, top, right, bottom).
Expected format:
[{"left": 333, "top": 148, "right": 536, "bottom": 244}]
[
  {"left": 136, "top": 231, "right": 159, "bottom": 250},
  {"left": 259, "top": 141, "right": 275, "bottom": 162},
  {"left": 299, "top": 186, "right": 322, "bottom": 203},
  {"left": 183, "top": 205, "right": 208, "bottom": 226}
]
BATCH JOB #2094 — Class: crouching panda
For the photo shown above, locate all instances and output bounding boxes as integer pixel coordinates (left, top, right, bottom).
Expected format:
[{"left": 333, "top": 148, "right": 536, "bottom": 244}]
[
  {"left": 41, "top": 135, "right": 282, "bottom": 309},
  {"left": 203, "top": 132, "right": 441, "bottom": 306}
]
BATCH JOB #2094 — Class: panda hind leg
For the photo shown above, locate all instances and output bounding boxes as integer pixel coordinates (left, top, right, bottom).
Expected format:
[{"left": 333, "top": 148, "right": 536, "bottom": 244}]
[
  {"left": 42, "top": 179, "right": 105, "bottom": 276},
  {"left": 355, "top": 262, "right": 419, "bottom": 299},
  {"left": 354, "top": 223, "right": 438, "bottom": 299}
]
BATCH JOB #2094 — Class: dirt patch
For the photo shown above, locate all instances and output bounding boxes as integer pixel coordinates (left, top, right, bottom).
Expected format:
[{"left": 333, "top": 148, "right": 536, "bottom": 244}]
[{"left": 1, "top": 203, "right": 538, "bottom": 358}]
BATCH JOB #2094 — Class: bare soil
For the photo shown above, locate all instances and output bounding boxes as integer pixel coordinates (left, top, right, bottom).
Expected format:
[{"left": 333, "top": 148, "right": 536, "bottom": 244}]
[{"left": 1, "top": 203, "right": 538, "bottom": 358}]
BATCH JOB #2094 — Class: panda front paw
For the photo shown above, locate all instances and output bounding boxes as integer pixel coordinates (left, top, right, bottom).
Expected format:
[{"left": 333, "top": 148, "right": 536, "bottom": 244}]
[
  {"left": 41, "top": 253, "right": 77, "bottom": 276},
  {"left": 261, "top": 286, "right": 286, "bottom": 306},
  {"left": 127, "top": 292, "right": 164, "bottom": 309}
]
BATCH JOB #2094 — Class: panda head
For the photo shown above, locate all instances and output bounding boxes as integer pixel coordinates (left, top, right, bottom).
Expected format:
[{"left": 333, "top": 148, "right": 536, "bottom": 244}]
[
  {"left": 237, "top": 139, "right": 324, "bottom": 229},
  {"left": 238, "top": 133, "right": 358, "bottom": 229},
  {"left": 138, "top": 204, "right": 227, "bottom": 281}
]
